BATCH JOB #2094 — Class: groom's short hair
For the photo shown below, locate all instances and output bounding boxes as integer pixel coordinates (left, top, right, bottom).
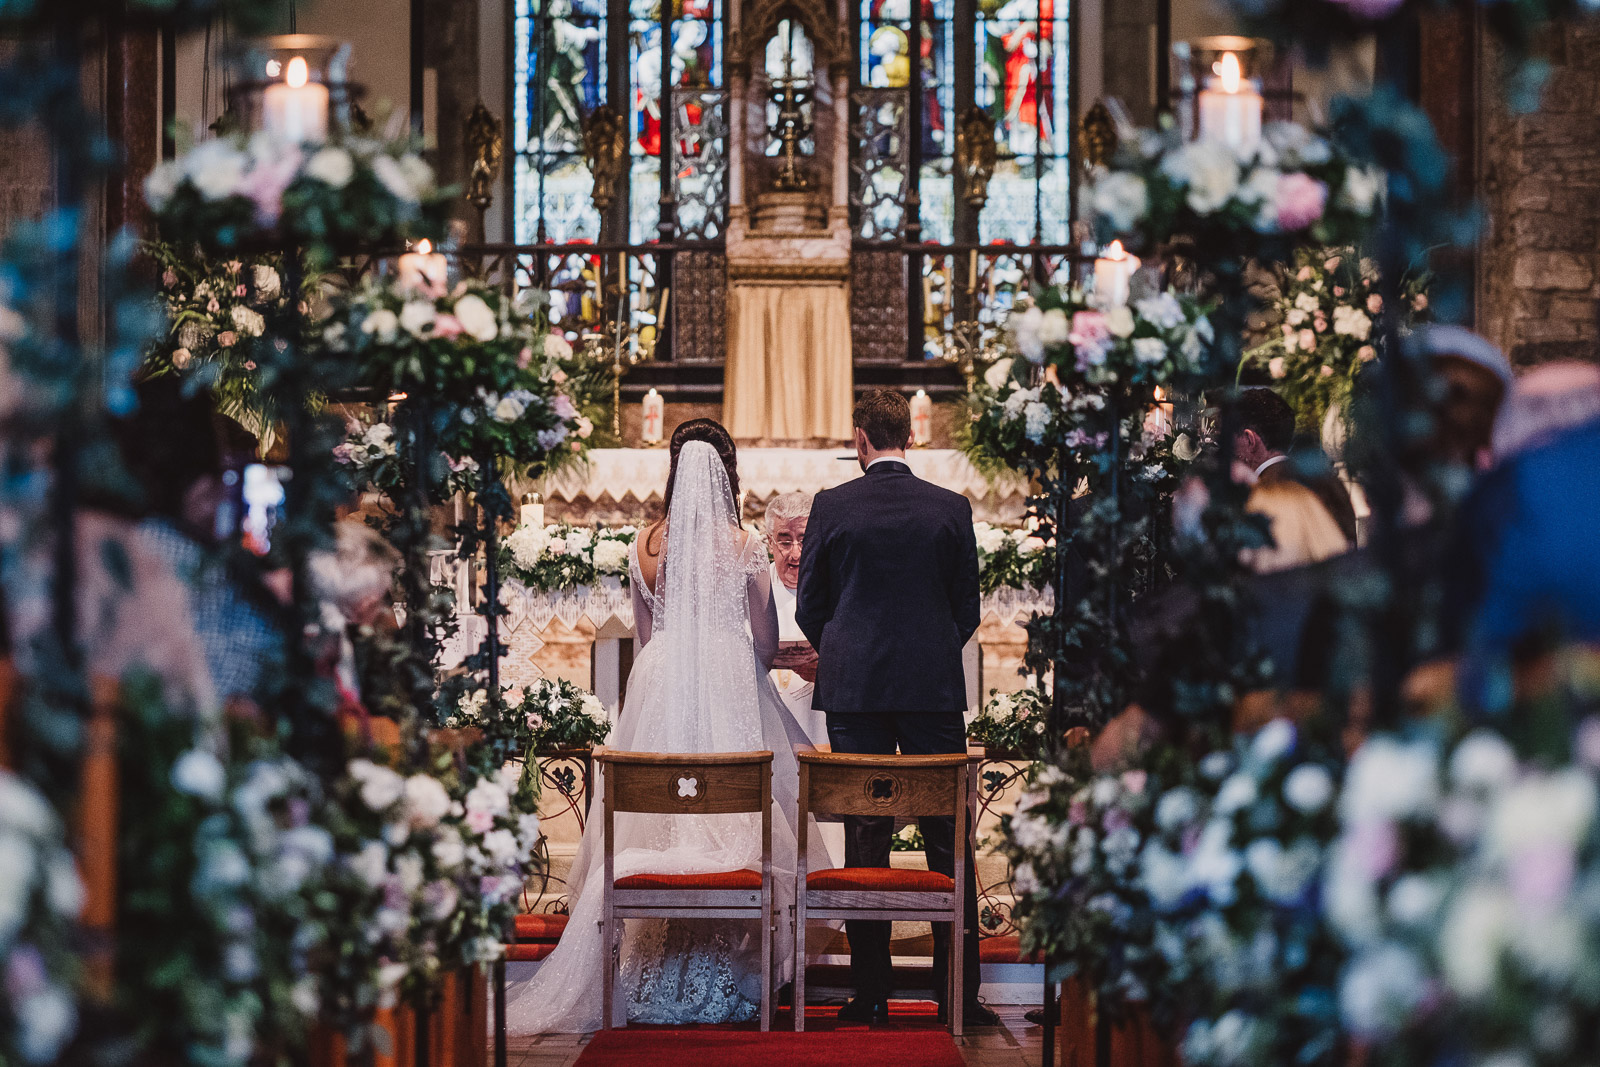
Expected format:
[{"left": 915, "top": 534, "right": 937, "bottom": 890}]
[{"left": 853, "top": 389, "right": 912, "bottom": 450}]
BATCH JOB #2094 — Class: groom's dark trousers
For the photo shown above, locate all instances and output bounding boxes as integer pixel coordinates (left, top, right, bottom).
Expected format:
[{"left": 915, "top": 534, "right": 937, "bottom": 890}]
[
  {"left": 825, "top": 712, "right": 982, "bottom": 1008},
  {"left": 795, "top": 458, "right": 983, "bottom": 1009}
]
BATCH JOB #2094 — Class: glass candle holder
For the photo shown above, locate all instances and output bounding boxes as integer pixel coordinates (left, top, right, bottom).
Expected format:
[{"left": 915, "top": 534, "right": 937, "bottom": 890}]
[{"left": 230, "top": 35, "right": 365, "bottom": 141}]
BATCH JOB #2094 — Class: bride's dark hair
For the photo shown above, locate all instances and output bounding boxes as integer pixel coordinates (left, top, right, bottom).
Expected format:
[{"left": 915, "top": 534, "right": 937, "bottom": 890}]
[{"left": 648, "top": 418, "right": 740, "bottom": 554}]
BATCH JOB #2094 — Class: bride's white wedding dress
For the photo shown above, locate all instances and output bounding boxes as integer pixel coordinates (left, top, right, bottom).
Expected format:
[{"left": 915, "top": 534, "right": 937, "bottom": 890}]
[{"left": 507, "top": 441, "right": 824, "bottom": 1033}]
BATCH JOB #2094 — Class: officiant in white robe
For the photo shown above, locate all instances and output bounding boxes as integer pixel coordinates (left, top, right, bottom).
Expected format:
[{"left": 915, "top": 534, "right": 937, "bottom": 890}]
[{"left": 764, "top": 492, "right": 843, "bottom": 865}]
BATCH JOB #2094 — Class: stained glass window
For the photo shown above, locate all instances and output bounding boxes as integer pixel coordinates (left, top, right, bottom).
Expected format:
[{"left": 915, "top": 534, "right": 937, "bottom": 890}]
[
  {"left": 976, "top": 0, "right": 1070, "bottom": 243},
  {"left": 513, "top": 0, "right": 724, "bottom": 245},
  {"left": 513, "top": 0, "right": 608, "bottom": 244}
]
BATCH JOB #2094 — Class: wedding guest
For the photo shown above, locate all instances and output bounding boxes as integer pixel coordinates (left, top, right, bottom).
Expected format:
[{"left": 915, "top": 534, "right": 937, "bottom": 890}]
[
  {"left": 1233, "top": 387, "right": 1357, "bottom": 549},
  {"left": 763, "top": 491, "right": 824, "bottom": 742},
  {"left": 114, "top": 376, "right": 286, "bottom": 706},
  {"left": 1490, "top": 360, "right": 1600, "bottom": 462}
]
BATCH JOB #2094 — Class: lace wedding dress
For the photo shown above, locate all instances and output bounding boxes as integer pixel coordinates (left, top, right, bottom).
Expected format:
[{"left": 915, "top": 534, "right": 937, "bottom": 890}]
[{"left": 506, "top": 441, "right": 823, "bottom": 1032}]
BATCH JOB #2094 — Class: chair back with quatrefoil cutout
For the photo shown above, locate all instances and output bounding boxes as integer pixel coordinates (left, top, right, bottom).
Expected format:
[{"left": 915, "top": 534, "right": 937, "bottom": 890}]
[
  {"left": 797, "top": 751, "right": 966, "bottom": 819},
  {"left": 598, "top": 748, "right": 773, "bottom": 816}
]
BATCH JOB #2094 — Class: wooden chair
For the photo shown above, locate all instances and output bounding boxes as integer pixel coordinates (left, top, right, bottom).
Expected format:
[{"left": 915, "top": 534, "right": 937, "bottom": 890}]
[
  {"left": 792, "top": 745, "right": 971, "bottom": 1036},
  {"left": 597, "top": 747, "right": 776, "bottom": 1031}
]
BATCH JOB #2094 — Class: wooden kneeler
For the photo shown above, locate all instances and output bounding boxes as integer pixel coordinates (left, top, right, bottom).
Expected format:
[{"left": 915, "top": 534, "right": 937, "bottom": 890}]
[
  {"left": 792, "top": 746, "right": 971, "bottom": 1036},
  {"left": 597, "top": 748, "right": 776, "bottom": 1031}
]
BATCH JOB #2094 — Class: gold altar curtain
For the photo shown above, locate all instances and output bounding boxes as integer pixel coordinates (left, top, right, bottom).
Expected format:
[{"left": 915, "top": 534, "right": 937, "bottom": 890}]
[{"left": 724, "top": 283, "right": 853, "bottom": 443}]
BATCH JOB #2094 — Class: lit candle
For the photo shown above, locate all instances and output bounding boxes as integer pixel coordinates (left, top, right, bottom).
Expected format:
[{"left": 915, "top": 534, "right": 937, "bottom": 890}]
[
  {"left": 1197, "top": 53, "right": 1262, "bottom": 158},
  {"left": 641, "top": 388, "right": 665, "bottom": 445},
  {"left": 1092, "top": 240, "right": 1141, "bottom": 308},
  {"left": 910, "top": 389, "right": 933, "bottom": 447},
  {"left": 520, "top": 492, "right": 545, "bottom": 528},
  {"left": 1144, "top": 385, "right": 1174, "bottom": 442},
  {"left": 261, "top": 56, "right": 329, "bottom": 143},
  {"left": 396, "top": 238, "right": 449, "bottom": 297}
]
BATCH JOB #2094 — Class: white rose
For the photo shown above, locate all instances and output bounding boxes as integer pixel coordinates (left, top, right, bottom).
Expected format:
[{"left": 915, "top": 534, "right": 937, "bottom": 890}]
[
  {"left": 481, "top": 828, "right": 519, "bottom": 864},
  {"left": 580, "top": 693, "right": 607, "bottom": 721},
  {"left": 356, "top": 764, "right": 405, "bottom": 813},
  {"left": 465, "top": 778, "right": 510, "bottom": 818},
  {"left": 1215, "top": 773, "right": 1258, "bottom": 815},
  {"left": 397, "top": 153, "right": 435, "bottom": 196},
  {"left": 14, "top": 985, "right": 75, "bottom": 1065},
  {"left": 305, "top": 147, "right": 356, "bottom": 189},
  {"left": 230, "top": 304, "right": 266, "bottom": 337},
  {"left": 399, "top": 300, "right": 437, "bottom": 338},
  {"left": 1163, "top": 140, "right": 1240, "bottom": 214},
  {"left": 493, "top": 395, "right": 527, "bottom": 422},
  {"left": 252, "top": 264, "right": 282, "bottom": 298},
  {"left": 1340, "top": 736, "right": 1440, "bottom": 824},
  {"left": 544, "top": 333, "right": 574, "bottom": 359},
  {"left": 1332, "top": 305, "right": 1372, "bottom": 340},
  {"left": 452, "top": 294, "right": 499, "bottom": 342},
  {"left": 1449, "top": 730, "right": 1517, "bottom": 792},
  {"left": 171, "top": 749, "right": 227, "bottom": 801},
  {"left": 983, "top": 357, "right": 1015, "bottom": 390},
  {"left": 1133, "top": 292, "right": 1184, "bottom": 330},
  {"left": 1105, "top": 306, "right": 1135, "bottom": 338},
  {"left": 1014, "top": 306, "right": 1045, "bottom": 364},
  {"left": 186, "top": 139, "right": 249, "bottom": 201},
  {"left": 432, "top": 827, "right": 466, "bottom": 870},
  {"left": 370, "top": 154, "right": 421, "bottom": 203},
  {"left": 1340, "top": 944, "right": 1428, "bottom": 1039},
  {"left": 564, "top": 528, "right": 593, "bottom": 555},
  {"left": 1282, "top": 763, "right": 1334, "bottom": 814},
  {"left": 361, "top": 308, "right": 399, "bottom": 342},
  {"left": 403, "top": 774, "right": 452, "bottom": 829},
  {"left": 1488, "top": 769, "right": 1595, "bottom": 856},
  {"left": 349, "top": 840, "right": 390, "bottom": 889},
  {"left": 1037, "top": 308, "right": 1070, "bottom": 347},
  {"left": 1131, "top": 337, "right": 1167, "bottom": 365},
  {"left": 1250, "top": 719, "right": 1297, "bottom": 763},
  {"left": 1088, "top": 171, "right": 1149, "bottom": 232}
]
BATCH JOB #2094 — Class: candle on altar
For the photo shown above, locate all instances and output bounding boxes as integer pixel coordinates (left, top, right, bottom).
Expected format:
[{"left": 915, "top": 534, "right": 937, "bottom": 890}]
[
  {"left": 1144, "top": 385, "right": 1175, "bottom": 441},
  {"left": 1197, "top": 52, "right": 1262, "bottom": 158},
  {"left": 641, "top": 388, "right": 665, "bottom": 445},
  {"left": 397, "top": 238, "right": 448, "bottom": 297},
  {"left": 1092, "top": 240, "right": 1141, "bottom": 308},
  {"left": 262, "top": 56, "right": 329, "bottom": 143},
  {"left": 910, "top": 389, "right": 933, "bottom": 447},
  {"left": 520, "top": 492, "right": 545, "bottom": 528},
  {"left": 967, "top": 248, "right": 978, "bottom": 293}
]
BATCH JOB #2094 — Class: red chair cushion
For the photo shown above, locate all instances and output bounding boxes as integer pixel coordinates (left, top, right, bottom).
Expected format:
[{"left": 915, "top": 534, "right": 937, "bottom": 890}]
[
  {"left": 806, "top": 868, "right": 955, "bottom": 892},
  {"left": 614, "top": 869, "right": 763, "bottom": 890},
  {"left": 979, "top": 935, "right": 1042, "bottom": 964},
  {"left": 513, "top": 913, "right": 570, "bottom": 941},
  {"left": 504, "top": 943, "right": 556, "bottom": 962}
]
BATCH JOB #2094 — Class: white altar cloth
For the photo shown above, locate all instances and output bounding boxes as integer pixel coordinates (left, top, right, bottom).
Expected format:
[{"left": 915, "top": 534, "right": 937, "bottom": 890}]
[{"left": 544, "top": 447, "right": 1029, "bottom": 518}]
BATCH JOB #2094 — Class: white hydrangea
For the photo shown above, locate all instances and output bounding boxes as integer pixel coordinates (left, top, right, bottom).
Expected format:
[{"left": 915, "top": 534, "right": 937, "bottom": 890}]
[
  {"left": 983, "top": 356, "right": 1015, "bottom": 390},
  {"left": 453, "top": 293, "right": 499, "bottom": 343},
  {"left": 171, "top": 749, "right": 227, "bottom": 801},
  {"left": 972, "top": 522, "right": 1007, "bottom": 555},
  {"left": 1023, "top": 401, "right": 1052, "bottom": 443},
  {"left": 1282, "top": 763, "right": 1334, "bottom": 814},
  {"left": 1132, "top": 337, "right": 1167, "bottom": 365},
  {"left": 592, "top": 538, "right": 629, "bottom": 574},
  {"left": 403, "top": 774, "right": 452, "bottom": 829},
  {"left": 1134, "top": 292, "right": 1184, "bottom": 330},
  {"left": 1340, "top": 736, "right": 1440, "bottom": 824},
  {"left": 1162, "top": 140, "right": 1240, "bottom": 214},
  {"left": 185, "top": 139, "right": 250, "bottom": 201},
  {"left": 1088, "top": 170, "right": 1149, "bottom": 232},
  {"left": 564, "top": 528, "right": 593, "bottom": 555},
  {"left": 1332, "top": 305, "right": 1372, "bottom": 340},
  {"left": 349, "top": 759, "right": 405, "bottom": 813},
  {"left": 399, "top": 300, "right": 437, "bottom": 338},
  {"left": 305, "top": 146, "right": 355, "bottom": 188},
  {"left": 230, "top": 304, "right": 266, "bottom": 338}
]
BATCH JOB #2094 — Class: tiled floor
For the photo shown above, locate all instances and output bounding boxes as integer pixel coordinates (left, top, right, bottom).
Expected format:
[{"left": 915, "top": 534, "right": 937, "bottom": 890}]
[{"left": 505, "top": 1005, "right": 1046, "bottom": 1067}]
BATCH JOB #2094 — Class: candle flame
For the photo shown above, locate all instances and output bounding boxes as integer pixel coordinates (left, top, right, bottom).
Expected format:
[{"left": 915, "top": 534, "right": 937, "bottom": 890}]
[
  {"left": 1153, "top": 386, "right": 1166, "bottom": 402},
  {"left": 1105, "top": 240, "right": 1126, "bottom": 260},
  {"left": 388, "top": 392, "right": 408, "bottom": 402},
  {"left": 286, "top": 56, "right": 309, "bottom": 89},
  {"left": 416, "top": 238, "right": 433, "bottom": 255},
  {"left": 1216, "top": 52, "right": 1241, "bottom": 93}
]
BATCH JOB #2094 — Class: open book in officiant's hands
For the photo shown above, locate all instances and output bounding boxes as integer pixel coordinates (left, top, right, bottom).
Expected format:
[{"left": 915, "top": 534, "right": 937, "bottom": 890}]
[{"left": 771, "top": 640, "right": 819, "bottom": 683}]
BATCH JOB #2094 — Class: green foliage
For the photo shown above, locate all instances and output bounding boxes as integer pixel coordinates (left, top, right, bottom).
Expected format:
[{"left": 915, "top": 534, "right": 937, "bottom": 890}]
[
  {"left": 967, "top": 684, "right": 1053, "bottom": 760},
  {"left": 500, "top": 523, "right": 637, "bottom": 593}
]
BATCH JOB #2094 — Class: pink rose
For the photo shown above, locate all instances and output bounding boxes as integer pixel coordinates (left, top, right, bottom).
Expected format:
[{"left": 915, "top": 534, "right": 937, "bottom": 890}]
[
  {"left": 161, "top": 268, "right": 178, "bottom": 288},
  {"left": 241, "top": 149, "right": 302, "bottom": 226},
  {"left": 1357, "top": 345, "right": 1376, "bottom": 361},
  {"left": 1298, "top": 329, "right": 1316, "bottom": 352},
  {"left": 1332, "top": 286, "right": 1345, "bottom": 298},
  {"left": 171, "top": 347, "right": 192, "bottom": 369},
  {"left": 1275, "top": 173, "right": 1328, "bottom": 231},
  {"left": 243, "top": 360, "right": 257, "bottom": 370},
  {"left": 226, "top": 260, "right": 242, "bottom": 274},
  {"left": 551, "top": 367, "right": 568, "bottom": 383},
  {"left": 1319, "top": 365, "right": 1334, "bottom": 377},
  {"left": 217, "top": 330, "right": 237, "bottom": 347},
  {"left": 332, "top": 443, "right": 355, "bottom": 464},
  {"left": 207, "top": 298, "right": 221, "bottom": 313},
  {"left": 432, "top": 314, "right": 464, "bottom": 339},
  {"left": 1120, "top": 770, "right": 1148, "bottom": 795},
  {"left": 1067, "top": 800, "right": 1088, "bottom": 826},
  {"left": 1367, "top": 293, "right": 1383, "bottom": 314},
  {"left": 1413, "top": 293, "right": 1429, "bottom": 312},
  {"left": 465, "top": 808, "right": 496, "bottom": 834},
  {"left": 1323, "top": 257, "right": 1342, "bottom": 272},
  {"left": 1069, "top": 310, "right": 1110, "bottom": 347},
  {"left": 1296, "top": 266, "right": 1314, "bottom": 281},
  {"left": 235, "top": 284, "right": 248, "bottom": 297},
  {"left": 517, "top": 346, "right": 533, "bottom": 369},
  {"left": 1346, "top": 819, "right": 1400, "bottom": 879}
]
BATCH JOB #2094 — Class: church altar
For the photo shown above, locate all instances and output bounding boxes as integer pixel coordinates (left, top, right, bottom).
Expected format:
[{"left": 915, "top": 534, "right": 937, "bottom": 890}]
[{"left": 542, "top": 446, "right": 1031, "bottom": 523}]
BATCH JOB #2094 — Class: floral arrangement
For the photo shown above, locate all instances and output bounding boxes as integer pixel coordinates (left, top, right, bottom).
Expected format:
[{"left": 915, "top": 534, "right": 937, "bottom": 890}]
[
  {"left": 1325, "top": 725, "right": 1600, "bottom": 1067},
  {"left": 1084, "top": 122, "right": 1384, "bottom": 268},
  {"left": 0, "top": 770, "right": 82, "bottom": 1067},
  {"left": 1143, "top": 720, "right": 1344, "bottom": 1067},
  {"left": 1246, "top": 247, "right": 1430, "bottom": 432},
  {"left": 1000, "top": 748, "right": 1201, "bottom": 1023},
  {"left": 144, "top": 133, "right": 447, "bottom": 267},
  {"left": 444, "top": 678, "right": 610, "bottom": 755},
  {"left": 320, "top": 276, "right": 585, "bottom": 487},
  {"left": 310, "top": 756, "right": 539, "bottom": 1037},
  {"left": 966, "top": 684, "right": 1052, "bottom": 759},
  {"left": 973, "top": 521, "right": 1051, "bottom": 594},
  {"left": 502, "top": 522, "right": 637, "bottom": 594},
  {"left": 142, "top": 242, "right": 299, "bottom": 451}
]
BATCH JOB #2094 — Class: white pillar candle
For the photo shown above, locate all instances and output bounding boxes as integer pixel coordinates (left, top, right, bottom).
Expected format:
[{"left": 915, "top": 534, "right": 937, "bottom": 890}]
[
  {"left": 396, "top": 238, "right": 449, "bottom": 297},
  {"left": 1092, "top": 240, "right": 1141, "bottom": 308},
  {"left": 641, "top": 388, "right": 665, "bottom": 444},
  {"left": 910, "top": 389, "right": 933, "bottom": 447},
  {"left": 261, "top": 56, "right": 329, "bottom": 143},
  {"left": 1196, "top": 53, "right": 1262, "bottom": 158},
  {"left": 520, "top": 493, "right": 545, "bottom": 528}
]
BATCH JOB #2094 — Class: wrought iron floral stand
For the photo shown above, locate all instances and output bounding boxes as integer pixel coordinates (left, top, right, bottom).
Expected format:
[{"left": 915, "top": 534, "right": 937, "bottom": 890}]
[{"left": 521, "top": 745, "right": 596, "bottom": 914}]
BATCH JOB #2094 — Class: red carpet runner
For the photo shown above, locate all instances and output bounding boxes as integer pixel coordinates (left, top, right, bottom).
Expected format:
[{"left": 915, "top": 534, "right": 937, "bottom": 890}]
[{"left": 572, "top": 1029, "right": 965, "bottom": 1066}]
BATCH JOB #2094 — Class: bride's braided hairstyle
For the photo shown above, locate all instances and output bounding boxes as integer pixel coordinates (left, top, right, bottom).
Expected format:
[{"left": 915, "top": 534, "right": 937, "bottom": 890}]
[{"left": 647, "top": 418, "right": 741, "bottom": 555}]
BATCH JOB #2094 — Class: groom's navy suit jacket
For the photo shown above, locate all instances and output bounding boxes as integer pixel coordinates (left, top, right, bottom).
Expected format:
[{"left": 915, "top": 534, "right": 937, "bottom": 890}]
[{"left": 795, "top": 459, "right": 981, "bottom": 714}]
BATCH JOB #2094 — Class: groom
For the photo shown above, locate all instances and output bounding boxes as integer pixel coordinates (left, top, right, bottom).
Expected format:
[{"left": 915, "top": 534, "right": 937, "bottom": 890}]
[{"left": 795, "top": 389, "right": 993, "bottom": 1026}]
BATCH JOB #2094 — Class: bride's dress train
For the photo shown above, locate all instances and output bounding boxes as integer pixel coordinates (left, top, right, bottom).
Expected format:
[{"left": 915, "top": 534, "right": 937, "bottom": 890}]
[{"left": 506, "top": 442, "right": 822, "bottom": 1033}]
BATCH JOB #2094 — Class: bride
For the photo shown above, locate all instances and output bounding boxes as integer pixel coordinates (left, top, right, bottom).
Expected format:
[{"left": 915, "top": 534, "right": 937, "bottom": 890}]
[{"left": 508, "top": 419, "right": 823, "bottom": 1032}]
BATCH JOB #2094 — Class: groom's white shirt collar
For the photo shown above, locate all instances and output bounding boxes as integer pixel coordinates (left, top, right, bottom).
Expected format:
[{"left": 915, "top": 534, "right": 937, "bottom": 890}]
[{"left": 866, "top": 455, "right": 907, "bottom": 471}]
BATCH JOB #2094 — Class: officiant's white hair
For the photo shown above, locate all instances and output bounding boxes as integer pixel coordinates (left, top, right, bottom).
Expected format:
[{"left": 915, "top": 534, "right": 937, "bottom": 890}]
[{"left": 763, "top": 491, "right": 813, "bottom": 534}]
